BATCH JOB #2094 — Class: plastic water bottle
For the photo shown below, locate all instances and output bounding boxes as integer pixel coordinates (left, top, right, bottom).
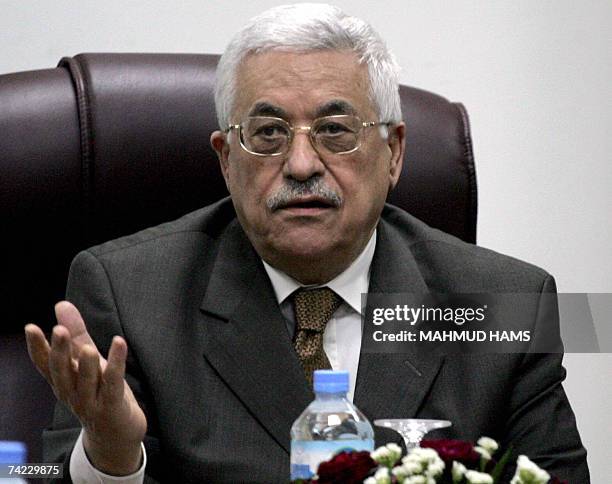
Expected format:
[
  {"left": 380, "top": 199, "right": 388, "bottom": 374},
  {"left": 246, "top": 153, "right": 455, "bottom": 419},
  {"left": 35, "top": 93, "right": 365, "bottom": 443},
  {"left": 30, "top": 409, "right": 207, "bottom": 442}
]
[
  {"left": 290, "top": 370, "right": 374, "bottom": 480},
  {"left": 0, "top": 441, "right": 27, "bottom": 483}
]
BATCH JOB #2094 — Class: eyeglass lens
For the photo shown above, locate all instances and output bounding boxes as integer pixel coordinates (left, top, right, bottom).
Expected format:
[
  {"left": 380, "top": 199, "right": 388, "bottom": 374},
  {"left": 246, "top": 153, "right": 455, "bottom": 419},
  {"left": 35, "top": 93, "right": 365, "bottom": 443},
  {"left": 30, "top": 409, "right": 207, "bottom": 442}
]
[{"left": 240, "top": 116, "right": 362, "bottom": 155}]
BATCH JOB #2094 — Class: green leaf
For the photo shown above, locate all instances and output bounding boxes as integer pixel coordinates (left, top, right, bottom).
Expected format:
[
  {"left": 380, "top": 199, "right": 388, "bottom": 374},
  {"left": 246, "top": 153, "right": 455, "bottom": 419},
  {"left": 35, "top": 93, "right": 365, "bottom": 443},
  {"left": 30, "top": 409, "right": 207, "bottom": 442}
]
[{"left": 490, "top": 446, "right": 513, "bottom": 484}]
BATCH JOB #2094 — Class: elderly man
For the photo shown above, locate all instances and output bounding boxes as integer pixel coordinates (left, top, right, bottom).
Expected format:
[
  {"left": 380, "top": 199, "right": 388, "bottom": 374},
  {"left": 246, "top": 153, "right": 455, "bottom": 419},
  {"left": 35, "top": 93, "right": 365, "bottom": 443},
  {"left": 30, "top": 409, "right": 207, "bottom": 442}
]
[{"left": 25, "top": 4, "right": 588, "bottom": 483}]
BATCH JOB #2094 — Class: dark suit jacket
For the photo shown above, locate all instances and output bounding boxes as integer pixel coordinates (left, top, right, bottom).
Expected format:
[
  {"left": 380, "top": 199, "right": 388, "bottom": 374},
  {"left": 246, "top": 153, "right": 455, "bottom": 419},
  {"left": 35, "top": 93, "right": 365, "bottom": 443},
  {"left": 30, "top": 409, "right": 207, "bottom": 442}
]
[{"left": 44, "top": 198, "right": 589, "bottom": 483}]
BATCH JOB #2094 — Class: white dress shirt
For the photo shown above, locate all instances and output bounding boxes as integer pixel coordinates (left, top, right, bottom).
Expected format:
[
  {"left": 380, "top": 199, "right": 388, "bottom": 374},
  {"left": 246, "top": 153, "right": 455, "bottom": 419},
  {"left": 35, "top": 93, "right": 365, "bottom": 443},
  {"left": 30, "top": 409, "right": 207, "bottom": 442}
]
[
  {"left": 69, "top": 431, "right": 147, "bottom": 484},
  {"left": 70, "top": 231, "right": 376, "bottom": 482},
  {"left": 262, "top": 229, "right": 376, "bottom": 402}
]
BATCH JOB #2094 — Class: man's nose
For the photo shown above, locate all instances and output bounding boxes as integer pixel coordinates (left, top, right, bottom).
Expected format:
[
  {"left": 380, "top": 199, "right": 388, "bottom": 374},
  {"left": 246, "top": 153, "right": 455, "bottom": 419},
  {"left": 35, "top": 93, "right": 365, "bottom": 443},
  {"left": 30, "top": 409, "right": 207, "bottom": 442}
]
[{"left": 282, "top": 129, "right": 325, "bottom": 181}]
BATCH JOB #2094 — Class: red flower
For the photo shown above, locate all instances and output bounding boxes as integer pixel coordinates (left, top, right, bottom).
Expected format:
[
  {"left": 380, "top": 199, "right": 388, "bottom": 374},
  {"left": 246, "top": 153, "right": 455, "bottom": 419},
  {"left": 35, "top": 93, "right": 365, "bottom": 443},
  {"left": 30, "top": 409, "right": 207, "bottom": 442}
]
[
  {"left": 549, "top": 477, "right": 568, "bottom": 484},
  {"left": 316, "top": 451, "right": 377, "bottom": 484},
  {"left": 421, "top": 439, "right": 480, "bottom": 465}
]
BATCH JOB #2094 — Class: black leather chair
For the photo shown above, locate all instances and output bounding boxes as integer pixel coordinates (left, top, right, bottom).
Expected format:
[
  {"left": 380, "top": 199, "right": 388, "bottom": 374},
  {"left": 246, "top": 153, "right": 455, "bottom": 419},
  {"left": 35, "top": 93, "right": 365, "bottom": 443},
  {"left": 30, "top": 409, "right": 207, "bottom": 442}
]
[{"left": 0, "top": 53, "right": 477, "bottom": 462}]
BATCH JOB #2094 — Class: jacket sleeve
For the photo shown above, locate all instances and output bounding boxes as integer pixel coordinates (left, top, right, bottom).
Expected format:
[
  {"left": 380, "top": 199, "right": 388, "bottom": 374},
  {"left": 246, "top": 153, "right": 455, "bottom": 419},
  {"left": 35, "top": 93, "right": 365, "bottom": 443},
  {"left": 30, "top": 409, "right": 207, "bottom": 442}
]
[
  {"left": 502, "top": 275, "right": 589, "bottom": 482},
  {"left": 42, "top": 250, "right": 163, "bottom": 484}
]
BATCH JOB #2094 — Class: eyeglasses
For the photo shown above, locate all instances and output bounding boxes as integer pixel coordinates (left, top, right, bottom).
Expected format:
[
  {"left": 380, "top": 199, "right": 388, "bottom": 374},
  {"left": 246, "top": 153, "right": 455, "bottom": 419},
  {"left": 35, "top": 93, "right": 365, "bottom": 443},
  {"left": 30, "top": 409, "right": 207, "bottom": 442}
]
[{"left": 225, "top": 115, "right": 388, "bottom": 156}]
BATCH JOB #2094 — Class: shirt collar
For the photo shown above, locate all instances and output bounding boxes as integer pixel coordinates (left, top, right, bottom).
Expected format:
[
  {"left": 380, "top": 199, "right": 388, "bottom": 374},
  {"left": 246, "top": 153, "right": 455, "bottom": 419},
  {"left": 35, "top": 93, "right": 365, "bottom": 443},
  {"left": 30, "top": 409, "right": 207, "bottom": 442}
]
[{"left": 262, "top": 230, "right": 376, "bottom": 315}]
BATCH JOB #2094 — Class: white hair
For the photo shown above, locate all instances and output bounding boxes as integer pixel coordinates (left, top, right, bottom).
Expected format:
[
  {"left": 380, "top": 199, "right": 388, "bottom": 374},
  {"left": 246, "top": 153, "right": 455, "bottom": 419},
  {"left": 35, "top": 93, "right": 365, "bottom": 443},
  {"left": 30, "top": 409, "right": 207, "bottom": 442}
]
[{"left": 214, "top": 3, "right": 402, "bottom": 129}]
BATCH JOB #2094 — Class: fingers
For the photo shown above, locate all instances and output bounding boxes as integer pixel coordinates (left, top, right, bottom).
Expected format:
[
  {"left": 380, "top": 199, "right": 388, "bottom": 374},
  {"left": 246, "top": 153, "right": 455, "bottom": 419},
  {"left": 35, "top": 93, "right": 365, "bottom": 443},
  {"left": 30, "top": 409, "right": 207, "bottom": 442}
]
[
  {"left": 48, "top": 325, "right": 77, "bottom": 401},
  {"left": 76, "top": 344, "right": 101, "bottom": 418},
  {"left": 24, "top": 323, "right": 52, "bottom": 381},
  {"left": 101, "top": 336, "right": 128, "bottom": 405},
  {"left": 26, "top": 303, "right": 130, "bottom": 422}
]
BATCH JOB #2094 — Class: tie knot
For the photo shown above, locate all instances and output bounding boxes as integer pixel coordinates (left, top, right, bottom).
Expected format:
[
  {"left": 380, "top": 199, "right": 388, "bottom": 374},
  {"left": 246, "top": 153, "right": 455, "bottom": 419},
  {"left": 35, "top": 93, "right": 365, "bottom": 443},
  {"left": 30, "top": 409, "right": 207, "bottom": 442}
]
[{"left": 293, "top": 287, "right": 341, "bottom": 332}]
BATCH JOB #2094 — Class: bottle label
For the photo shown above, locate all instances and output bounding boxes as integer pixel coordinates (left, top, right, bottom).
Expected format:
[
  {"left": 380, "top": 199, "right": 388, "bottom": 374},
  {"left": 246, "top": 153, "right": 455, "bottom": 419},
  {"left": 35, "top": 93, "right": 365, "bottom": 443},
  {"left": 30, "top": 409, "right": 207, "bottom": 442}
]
[{"left": 290, "top": 440, "right": 374, "bottom": 480}]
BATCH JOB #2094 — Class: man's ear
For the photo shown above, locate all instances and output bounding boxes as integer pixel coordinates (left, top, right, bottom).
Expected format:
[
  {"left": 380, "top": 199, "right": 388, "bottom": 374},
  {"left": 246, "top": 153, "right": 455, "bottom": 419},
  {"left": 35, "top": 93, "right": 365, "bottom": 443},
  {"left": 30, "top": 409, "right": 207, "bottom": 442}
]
[
  {"left": 210, "top": 130, "right": 231, "bottom": 189},
  {"left": 387, "top": 122, "right": 406, "bottom": 191}
]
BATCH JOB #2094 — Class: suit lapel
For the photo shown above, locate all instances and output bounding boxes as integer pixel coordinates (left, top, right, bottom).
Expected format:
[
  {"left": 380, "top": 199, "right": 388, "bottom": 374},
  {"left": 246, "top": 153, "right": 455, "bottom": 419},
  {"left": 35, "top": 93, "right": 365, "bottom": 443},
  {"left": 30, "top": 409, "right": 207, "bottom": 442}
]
[
  {"left": 199, "top": 221, "right": 310, "bottom": 453},
  {"left": 197, "top": 213, "right": 446, "bottom": 451},
  {"left": 354, "top": 218, "right": 445, "bottom": 425}
]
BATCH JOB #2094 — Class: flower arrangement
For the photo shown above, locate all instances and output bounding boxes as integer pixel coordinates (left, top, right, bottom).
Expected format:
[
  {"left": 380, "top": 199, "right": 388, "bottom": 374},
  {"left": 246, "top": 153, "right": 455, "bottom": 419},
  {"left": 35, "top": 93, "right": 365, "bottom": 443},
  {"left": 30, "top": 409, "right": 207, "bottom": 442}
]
[{"left": 292, "top": 437, "right": 567, "bottom": 484}]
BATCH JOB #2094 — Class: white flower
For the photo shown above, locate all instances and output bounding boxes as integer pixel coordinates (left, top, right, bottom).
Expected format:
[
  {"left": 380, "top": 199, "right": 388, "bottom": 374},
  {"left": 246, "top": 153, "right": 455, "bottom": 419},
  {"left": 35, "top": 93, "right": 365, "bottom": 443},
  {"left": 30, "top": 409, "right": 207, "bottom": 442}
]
[
  {"left": 510, "top": 455, "right": 551, "bottom": 484},
  {"left": 404, "top": 476, "right": 426, "bottom": 484},
  {"left": 372, "top": 466, "right": 392, "bottom": 484},
  {"left": 402, "top": 454, "right": 417, "bottom": 464},
  {"left": 372, "top": 443, "right": 403, "bottom": 468},
  {"left": 371, "top": 446, "right": 391, "bottom": 458},
  {"left": 400, "top": 447, "right": 444, "bottom": 481},
  {"left": 425, "top": 460, "right": 445, "bottom": 478},
  {"left": 392, "top": 465, "right": 410, "bottom": 481},
  {"left": 386, "top": 443, "right": 403, "bottom": 461},
  {"left": 371, "top": 446, "right": 392, "bottom": 462},
  {"left": 364, "top": 478, "right": 377, "bottom": 484},
  {"left": 464, "top": 470, "right": 494, "bottom": 484},
  {"left": 401, "top": 460, "right": 423, "bottom": 474},
  {"left": 406, "top": 447, "right": 439, "bottom": 464},
  {"left": 452, "top": 461, "right": 467, "bottom": 483},
  {"left": 375, "top": 467, "right": 391, "bottom": 477},
  {"left": 476, "top": 437, "right": 499, "bottom": 455},
  {"left": 474, "top": 446, "right": 492, "bottom": 461}
]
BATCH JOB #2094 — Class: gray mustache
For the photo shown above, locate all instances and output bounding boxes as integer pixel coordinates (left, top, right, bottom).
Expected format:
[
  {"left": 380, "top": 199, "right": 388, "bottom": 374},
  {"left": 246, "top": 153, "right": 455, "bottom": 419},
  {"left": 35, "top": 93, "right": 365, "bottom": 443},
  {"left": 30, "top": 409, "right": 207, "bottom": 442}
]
[{"left": 266, "top": 178, "right": 343, "bottom": 211}]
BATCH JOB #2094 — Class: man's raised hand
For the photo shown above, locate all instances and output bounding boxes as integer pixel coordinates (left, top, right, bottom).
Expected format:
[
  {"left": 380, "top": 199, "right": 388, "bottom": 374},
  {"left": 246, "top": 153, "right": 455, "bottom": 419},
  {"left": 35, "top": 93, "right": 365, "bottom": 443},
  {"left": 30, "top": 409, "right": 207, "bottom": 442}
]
[{"left": 24, "top": 301, "right": 147, "bottom": 475}]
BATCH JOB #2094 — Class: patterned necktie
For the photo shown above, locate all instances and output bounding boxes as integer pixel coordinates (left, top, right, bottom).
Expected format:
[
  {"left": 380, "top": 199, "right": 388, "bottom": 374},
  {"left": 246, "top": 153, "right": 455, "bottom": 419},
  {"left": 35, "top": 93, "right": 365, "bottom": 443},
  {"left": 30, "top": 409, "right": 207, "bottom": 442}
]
[{"left": 292, "top": 287, "right": 342, "bottom": 387}]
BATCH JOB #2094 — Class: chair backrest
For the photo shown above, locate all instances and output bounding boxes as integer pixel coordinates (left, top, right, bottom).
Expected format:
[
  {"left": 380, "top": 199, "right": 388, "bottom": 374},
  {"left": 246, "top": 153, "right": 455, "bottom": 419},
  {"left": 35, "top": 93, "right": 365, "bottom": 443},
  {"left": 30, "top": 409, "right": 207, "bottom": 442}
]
[{"left": 0, "top": 53, "right": 477, "bottom": 333}]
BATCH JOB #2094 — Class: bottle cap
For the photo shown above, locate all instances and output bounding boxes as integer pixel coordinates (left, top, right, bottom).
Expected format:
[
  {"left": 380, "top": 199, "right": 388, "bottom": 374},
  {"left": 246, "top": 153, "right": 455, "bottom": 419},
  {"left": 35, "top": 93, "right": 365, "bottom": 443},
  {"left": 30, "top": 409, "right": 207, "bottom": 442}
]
[
  {"left": 0, "top": 441, "right": 26, "bottom": 464},
  {"left": 313, "top": 370, "right": 349, "bottom": 393}
]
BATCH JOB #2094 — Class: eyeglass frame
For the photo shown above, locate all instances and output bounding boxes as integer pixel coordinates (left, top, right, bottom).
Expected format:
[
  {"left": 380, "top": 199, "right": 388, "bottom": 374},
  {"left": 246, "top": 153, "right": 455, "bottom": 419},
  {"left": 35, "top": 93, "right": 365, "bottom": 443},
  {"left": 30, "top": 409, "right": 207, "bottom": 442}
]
[{"left": 224, "top": 114, "right": 390, "bottom": 157}]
